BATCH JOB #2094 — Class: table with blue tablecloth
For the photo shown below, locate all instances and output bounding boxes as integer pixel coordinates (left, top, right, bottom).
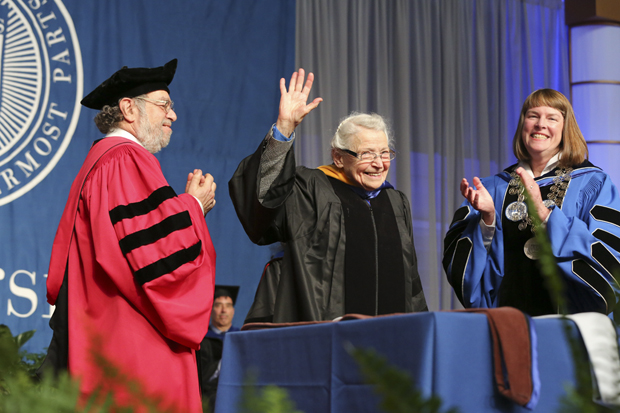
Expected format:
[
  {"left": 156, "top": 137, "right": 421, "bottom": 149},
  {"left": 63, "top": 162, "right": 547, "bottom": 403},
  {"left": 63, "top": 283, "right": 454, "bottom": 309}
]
[{"left": 214, "top": 311, "right": 581, "bottom": 412}]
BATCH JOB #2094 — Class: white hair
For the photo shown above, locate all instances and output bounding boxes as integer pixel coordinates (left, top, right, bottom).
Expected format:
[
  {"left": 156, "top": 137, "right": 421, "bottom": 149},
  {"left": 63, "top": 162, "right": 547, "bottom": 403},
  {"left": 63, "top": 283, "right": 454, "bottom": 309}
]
[{"left": 330, "top": 112, "right": 393, "bottom": 150}]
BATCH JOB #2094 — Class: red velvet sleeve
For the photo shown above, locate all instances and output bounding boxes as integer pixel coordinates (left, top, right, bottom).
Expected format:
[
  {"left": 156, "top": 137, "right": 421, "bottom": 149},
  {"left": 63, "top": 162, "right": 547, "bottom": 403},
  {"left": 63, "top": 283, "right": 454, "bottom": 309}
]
[{"left": 84, "top": 144, "right": 216, "bottom": 349}]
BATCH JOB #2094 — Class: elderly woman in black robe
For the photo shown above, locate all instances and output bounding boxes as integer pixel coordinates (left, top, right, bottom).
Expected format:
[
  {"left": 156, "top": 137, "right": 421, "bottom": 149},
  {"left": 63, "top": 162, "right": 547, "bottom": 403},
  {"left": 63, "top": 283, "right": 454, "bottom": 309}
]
[{"left": 229, "top": 69, "right": 427, "bottom": 323}]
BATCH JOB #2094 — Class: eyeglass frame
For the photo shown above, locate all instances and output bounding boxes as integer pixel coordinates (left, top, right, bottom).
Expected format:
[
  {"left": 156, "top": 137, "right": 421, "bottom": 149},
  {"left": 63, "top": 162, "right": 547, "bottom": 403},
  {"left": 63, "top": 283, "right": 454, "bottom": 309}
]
[
  {"left": 133, "top": 96, "right": 175, "bottom": 114},
  {"left": 340, "top": 148, "right": 396, "bottom": 162}
]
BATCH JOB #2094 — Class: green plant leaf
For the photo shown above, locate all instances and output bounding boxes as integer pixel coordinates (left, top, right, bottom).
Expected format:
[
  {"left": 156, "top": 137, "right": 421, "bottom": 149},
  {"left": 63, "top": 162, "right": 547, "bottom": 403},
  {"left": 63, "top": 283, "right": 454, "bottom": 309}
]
[
  {"left": 14, "top": 330, "right": 35, "bottom": 349},
  {"left": 348, "top": 344, "right": 459, "bottom": 413}
]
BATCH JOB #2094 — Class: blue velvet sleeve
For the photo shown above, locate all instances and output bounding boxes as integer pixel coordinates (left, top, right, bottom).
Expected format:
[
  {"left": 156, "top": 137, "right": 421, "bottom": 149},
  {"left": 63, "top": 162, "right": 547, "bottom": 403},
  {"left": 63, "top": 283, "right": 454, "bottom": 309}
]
[
  {"left": 546, "top": 170, "right": 620, "bottom": 314},
  {"left": 443, "top": 175, "right": 507, "bottom": 309}
]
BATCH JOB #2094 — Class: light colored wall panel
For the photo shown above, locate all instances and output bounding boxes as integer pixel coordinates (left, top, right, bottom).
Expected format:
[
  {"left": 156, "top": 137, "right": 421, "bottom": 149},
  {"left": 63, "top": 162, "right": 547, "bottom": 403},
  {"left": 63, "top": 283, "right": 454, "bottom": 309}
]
[
  {"left": 571, "top": 83, "right": 620, "bottom": 141},
  {"left": 586, "top": 144, "right": 620, "bottom": 187},
  {"left": 571, "top": 25, "right": 620, "bottom": 82}
]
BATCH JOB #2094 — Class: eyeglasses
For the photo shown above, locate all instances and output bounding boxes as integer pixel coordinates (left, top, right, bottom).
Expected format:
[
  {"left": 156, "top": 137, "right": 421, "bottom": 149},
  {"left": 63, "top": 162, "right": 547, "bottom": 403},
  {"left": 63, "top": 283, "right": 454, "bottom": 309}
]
[
  {"left": 134, "top": 96, "right": 174, "bottom": 114},
  {"left": 340, "top": 148, "right": 396, "bottom": 162}
]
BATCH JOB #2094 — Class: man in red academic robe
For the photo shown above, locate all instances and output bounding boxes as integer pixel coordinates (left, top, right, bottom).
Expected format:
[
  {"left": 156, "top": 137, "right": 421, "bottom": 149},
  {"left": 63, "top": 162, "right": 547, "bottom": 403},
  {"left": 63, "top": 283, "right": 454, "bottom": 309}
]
[{"left": 41, "top": 59, "right": 216, "bottom": 413}]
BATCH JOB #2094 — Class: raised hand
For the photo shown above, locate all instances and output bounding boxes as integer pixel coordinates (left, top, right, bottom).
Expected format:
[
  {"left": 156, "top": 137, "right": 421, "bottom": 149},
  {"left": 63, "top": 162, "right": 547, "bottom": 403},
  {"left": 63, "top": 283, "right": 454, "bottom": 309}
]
[
  {"left": 186, "top": 169, "right": 217, "bottom": 216},
  {"left": 276, "top": 68, "right": 323, "bottom": 138},
  {"left": 461, "top": 177, "right": 495, "bottom": 225}
]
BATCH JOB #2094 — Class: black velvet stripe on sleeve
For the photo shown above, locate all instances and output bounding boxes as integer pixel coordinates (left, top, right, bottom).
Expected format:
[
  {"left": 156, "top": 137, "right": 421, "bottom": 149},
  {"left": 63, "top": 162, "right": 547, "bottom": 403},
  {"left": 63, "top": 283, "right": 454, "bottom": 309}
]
[
  {"left": 119, "top": 211, "right": 193, "bottom": 255},
  {"left": 109, "top": 186, "right": 177, "bottom": 225},
  {"left": 447, "top": 238, "right": 472, "bottom": 304},
  {"left": 450, "top": 206, "right": 470, "bottom": 227},
  {"left": 134, "top": 241, "right": 202, "bottom": 285},
  {"left": 443, "top": 207, "right": 471, "bottom": 268},
  {"left": 593, "top": 229, "right": 620, "bottom": 253},
  {"left": 572, "top": 259, "right": 615, "bottom": 313},
  {"left": 591, "top": 242, "right": 620, "bottom": 284},
  {"left": 590, "top": 205, "right": 620, "bottom": 227},
  {"left": 443, "top": 224, "right": 466, "bottom": 260}
]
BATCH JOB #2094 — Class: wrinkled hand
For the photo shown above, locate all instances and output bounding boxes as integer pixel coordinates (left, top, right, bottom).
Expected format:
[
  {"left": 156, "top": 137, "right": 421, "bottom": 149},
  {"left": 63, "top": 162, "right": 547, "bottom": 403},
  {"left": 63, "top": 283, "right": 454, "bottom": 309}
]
[
  {"left": 185, "top": 169, "right": 216, "bottom": 216},
  {"left": 514, "top": 167, "right": 549, "bottom": 222},
  {"left": 461, "top": 177, "right": 495, "bottom": 225},
  {"left": 276, "top": 68, "right": 323, "bottom": 138}
]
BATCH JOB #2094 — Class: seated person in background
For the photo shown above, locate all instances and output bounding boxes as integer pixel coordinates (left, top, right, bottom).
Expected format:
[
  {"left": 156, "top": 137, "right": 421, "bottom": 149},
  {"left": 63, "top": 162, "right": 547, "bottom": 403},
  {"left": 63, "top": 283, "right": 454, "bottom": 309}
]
[
  {"left": 443, "top": 89, "right": 620, "bottom": 316},
  {"left": 198, "top": 285, "right": 240, "bottom": 406},
  {"left": 229, "top": 68, "right": 427, "bottom": 323},
  {"left": 207, "top": 285, "right": 240, "bottom": 339}
]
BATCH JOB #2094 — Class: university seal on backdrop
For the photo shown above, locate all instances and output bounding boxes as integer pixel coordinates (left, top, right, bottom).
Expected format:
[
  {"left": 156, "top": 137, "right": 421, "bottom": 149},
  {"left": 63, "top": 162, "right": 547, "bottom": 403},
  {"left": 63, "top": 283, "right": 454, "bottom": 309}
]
[{"left": 0, "top": 0, "right": 81, "bottom": 206}]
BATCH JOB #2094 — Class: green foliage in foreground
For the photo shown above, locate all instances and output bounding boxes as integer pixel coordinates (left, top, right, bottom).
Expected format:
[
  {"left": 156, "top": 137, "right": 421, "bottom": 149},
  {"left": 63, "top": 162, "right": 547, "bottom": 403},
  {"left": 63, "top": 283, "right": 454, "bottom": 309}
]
[
  {"left": 238, "top": 371, "right": 303, "bottom": 413},
  {"left": 348, "top": 344, "right": 459, "bottom": 413},
  {"left": 0, "top": 325, "right": 304, "bottom": 413},
  {"left": 0, "top": 324, "right": 82, "bottom": 413},
  {"left": 0, "top": 325, "right": 188, "bottom": 413}
]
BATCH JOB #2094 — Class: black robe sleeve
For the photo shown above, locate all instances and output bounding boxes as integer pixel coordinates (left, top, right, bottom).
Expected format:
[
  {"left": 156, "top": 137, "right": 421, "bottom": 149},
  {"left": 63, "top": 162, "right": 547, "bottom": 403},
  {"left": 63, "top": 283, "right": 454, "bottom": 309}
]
[{"left": 228, "top": 134, "right": 296, "bottom": 245}]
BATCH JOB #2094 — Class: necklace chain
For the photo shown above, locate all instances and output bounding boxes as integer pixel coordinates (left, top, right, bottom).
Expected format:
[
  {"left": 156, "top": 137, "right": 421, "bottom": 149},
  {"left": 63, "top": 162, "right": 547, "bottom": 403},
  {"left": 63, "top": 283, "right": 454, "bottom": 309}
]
[{"left": 507, "top": 167, "right": 572, "bottom": 233}]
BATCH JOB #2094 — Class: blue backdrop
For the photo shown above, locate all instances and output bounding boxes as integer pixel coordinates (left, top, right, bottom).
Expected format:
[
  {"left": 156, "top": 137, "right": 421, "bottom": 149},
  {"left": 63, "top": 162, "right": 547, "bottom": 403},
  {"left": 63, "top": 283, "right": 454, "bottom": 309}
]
[{"left": 0, "top": 0, "right": 295, "bottom": 354}]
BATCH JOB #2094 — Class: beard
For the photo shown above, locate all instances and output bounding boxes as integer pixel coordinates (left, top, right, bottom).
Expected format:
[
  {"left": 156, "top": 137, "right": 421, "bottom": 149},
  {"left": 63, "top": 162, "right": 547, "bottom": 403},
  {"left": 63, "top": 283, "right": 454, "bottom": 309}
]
[{"left": 136, "top": 111, "right": 171, "bottom": 154}]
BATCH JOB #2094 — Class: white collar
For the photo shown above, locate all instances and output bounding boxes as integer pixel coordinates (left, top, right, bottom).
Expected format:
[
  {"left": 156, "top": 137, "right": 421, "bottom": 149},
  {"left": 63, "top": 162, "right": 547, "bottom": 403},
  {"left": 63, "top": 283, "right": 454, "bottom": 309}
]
[
  {"left": 105, "top": 128, "right": 144, "bottom": 148},
  {"left": 517, "top": 153, "right": 560, "bottom": 178}
]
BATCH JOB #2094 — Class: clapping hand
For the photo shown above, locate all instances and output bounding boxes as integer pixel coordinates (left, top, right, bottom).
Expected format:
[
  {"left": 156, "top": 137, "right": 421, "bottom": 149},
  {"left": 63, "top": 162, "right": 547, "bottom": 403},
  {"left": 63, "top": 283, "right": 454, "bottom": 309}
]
[
  {"left": 460, "top": 177, "right": 495, "bottom": 225},
  {"left": 186, "top": 169, "right": 217, "bottom": 216},
  {"left": 513, "top": 167, "right": 549, "bottom": 221}
]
